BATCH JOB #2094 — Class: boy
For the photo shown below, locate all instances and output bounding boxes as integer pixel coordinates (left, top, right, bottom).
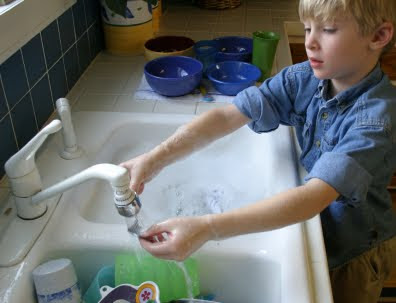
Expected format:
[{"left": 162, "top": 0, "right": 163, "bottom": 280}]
[{"left": 121, "top": 0, "right": 396, "bottom": 302}]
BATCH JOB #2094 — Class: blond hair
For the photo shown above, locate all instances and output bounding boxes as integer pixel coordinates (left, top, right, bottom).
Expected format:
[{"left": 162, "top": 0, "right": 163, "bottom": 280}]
[{"left": 299, "top": 0, "right": 396, "bottom": 51}]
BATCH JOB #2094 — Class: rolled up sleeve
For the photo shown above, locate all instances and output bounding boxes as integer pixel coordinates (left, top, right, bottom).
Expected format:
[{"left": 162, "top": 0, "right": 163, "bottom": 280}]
[
  {"left": 232, "top": 65, "right": 299, "bottom": 133},
  {"left": 233, "top": 86, "right": 280, "bottom": 132},
  {"left": 305, "top": 122, "right": 392, "bottom": 206},
  {"left": 305, "top": 152, "right": 372, "bottom": 205}
]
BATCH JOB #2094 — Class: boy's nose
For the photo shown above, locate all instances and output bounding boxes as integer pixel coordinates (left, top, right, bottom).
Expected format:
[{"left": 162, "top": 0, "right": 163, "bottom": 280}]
[
  {"left": 305, "top": 35, "right": 318, "bottom": 50},
  {"left": 304, "top": 29, "right": 321, "bottom": 51}
]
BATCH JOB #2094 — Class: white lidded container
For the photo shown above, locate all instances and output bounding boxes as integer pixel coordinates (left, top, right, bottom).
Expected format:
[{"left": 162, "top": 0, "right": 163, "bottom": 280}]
[{"left": 32, "top": 258, "right": 82, "bottom": 303}]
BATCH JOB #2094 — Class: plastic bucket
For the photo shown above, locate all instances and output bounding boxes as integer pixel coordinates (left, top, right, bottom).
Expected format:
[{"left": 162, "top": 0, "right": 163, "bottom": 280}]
[{"left": 115, "top": 254, "right": 200, "bottom": 303}]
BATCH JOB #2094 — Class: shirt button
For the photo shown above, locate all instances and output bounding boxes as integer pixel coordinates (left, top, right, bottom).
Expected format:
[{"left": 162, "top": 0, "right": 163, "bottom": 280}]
[
  {"left": 321, "top": 112, "right": 328, "bottom": 120},
  {"left": 315, "top": 140, "right": 321, "bottom": 147}
]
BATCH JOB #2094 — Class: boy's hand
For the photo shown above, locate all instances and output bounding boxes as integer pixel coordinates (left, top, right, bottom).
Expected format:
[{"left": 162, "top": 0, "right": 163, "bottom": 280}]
[
  {"left": 119, "top": 153, "right": 160, "bottom": 194},
  {"left": 138, "top": 216, "right": 213, "bottom": 261}
]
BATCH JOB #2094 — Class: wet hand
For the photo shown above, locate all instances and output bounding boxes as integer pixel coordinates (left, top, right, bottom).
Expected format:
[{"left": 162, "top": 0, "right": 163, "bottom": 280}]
[
  {"left": 119, "top": 153, "right": 160, "bottom": 194},
  {"left": 138, "top": 216, "right": 213, "bottom": 261}
]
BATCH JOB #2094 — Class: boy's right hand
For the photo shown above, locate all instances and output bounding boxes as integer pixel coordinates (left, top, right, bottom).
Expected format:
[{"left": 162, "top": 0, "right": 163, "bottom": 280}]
[
  {"left": 138, "top": 215, "right": 214, "bottom": 261},
  {"left": 119, "top": 153, "right": 161, "bottom": 194}
]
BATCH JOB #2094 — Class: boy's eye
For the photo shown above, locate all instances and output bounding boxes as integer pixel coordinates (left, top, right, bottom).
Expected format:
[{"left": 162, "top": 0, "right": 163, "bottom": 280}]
[
  {"left": 323, "top": 28, "right": 337, "bottom": 33},
  {"left": 304, "top": 28, "right": 311, "bottom": 33}
]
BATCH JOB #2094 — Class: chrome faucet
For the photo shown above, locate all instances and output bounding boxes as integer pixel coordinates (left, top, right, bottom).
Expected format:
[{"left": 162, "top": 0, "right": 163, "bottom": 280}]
[{"left": 4, "top": 119, "right": 141, "bottom": 220}]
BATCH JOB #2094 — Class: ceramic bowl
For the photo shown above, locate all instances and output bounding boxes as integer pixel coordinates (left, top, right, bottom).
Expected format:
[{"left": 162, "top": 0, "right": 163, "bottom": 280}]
[
  {"left": 144, "top": 36, "right": 195, "bottom": 61},
  {"left": 144, "top": 56, "right": 203, "bottom": 96},
  {"left": 214, "top": 36, "right": 253, "bottom": 63},
  {"left": 206, "top": 61, "right": 261, "bottom": 96}
]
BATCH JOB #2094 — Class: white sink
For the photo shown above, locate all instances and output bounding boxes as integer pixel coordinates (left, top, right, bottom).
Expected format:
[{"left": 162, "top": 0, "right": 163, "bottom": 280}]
[
  {"left": 76, "top": 114, "right": 297, "bottom": 226},
  {"left": 0, "top": 111, "right": 314, "bottom": 303},
  {"left": 38, "top": 236, "right": 282, "bottom": 303}
]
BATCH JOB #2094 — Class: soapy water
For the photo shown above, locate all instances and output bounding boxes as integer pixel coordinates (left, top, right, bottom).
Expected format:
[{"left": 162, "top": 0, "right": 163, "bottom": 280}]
[
  {"left": 123, "top": 180, "right": 248, "bottom": 241},
  {"left": 87, "top": 122, "right": 278, "bottom": 226},
  {"left": 171, "top": 185, "right": 224, "bottom": 216},
  {"left": 160, "top": 182, "right": 242, "bottom": 219}
]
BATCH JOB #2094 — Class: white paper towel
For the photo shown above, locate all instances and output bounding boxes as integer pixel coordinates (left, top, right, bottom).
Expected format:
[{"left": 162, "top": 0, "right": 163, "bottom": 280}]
[{"left": 133, "top": 75, "right": 235, "bottom": 103}]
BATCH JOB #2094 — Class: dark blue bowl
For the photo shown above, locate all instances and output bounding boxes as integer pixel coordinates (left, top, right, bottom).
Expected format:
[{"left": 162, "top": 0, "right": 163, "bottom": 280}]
[
  {"left": 144, "top": 56, "right": 203, "bottom": 96},
  {"left": 214, "top": 36, "right": 253, "bottom": 63},
  {"left": 206, "top": 61, "right": 261, "bottom": 96}
]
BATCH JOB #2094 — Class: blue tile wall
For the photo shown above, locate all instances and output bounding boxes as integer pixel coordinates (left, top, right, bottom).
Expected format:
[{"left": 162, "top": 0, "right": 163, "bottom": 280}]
[
  {"left": 73, "top": 0, "right": 87, "bottom": 39},
  {"left": 0, "top": 0, "right": 103, "bottom": 179},
  {"left": 64, "top": 45, "right": 80, "bottom": 89},
  {"left": 58, "top": 8, "right": 76, "bottom": 53},
  {"left": 22, "top": 34, "right": 46, "bottom": 87},
  {"left": 10, "top": 93, "right": 37, "bottom": 149},
  {"left": 49, "top": 59, "right": 68, "bottom": 102},
  {"left": 42, "top": 20, "right": 63, "bottom": 68},
  {"left": 0, "top": 115, "right": 18, "bottom": 178},
  {"left": 0, "top": 51, "right": 29, "bottom": 108},
  {"left": 31, "top": 75, "right": 53, "bottom": 129},
  {"left": 0, "top": 81, "right": 7, "bottom": 118}
]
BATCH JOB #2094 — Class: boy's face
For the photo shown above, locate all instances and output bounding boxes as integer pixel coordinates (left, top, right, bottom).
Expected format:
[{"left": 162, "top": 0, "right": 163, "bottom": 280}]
[{"left": 303, "top": 15, "right": 377, "bottom": 92}]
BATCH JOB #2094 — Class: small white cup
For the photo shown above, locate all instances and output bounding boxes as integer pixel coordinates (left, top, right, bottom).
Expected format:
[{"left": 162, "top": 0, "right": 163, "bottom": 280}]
[{"left": 32, "top": 258, "right": 82, "bottom": 303}]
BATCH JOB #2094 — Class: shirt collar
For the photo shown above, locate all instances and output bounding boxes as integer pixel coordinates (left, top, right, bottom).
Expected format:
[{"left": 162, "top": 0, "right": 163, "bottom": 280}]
[{"left": 316, "top": 64, "right": 384, "bottom": 109}]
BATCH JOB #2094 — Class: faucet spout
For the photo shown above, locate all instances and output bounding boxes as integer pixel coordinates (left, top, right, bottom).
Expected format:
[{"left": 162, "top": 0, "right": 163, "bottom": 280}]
[
  {"left": 32, "top": 164, "right": 129, "bottom": 204},
  {"left": 12, "top": 163, "right": 140, "bottom": 220},
  {"left": 30, "top": 163, "right": 141, "bottom": 218}
]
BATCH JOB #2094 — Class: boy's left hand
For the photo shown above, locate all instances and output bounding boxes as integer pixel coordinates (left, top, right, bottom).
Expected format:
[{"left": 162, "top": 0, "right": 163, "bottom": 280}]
[{"left": 138, "top": 216, "right": 213, "bottom": 261}]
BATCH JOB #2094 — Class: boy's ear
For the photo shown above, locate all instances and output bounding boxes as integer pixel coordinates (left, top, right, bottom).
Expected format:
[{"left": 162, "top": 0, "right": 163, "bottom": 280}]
[{"left": 369, "top": 21, "right": 394, "bottom": 51}]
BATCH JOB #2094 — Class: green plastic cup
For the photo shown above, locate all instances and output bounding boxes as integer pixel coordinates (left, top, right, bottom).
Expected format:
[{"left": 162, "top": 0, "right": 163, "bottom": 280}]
[
  {"left": 252, "top": 31, "right": 280, "bottom": 82},
  {"left": 115, "top": 254, "right": 200, "bottom": 303}
]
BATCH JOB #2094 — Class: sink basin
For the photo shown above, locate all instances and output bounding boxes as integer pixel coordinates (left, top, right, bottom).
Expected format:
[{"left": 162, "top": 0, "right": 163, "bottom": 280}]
[
  {"left": 74, "top": 113, "right": 297, "bottom": 226},
  {"left": 0, "top": 111, "right": 315, "bottom": 303},
  {"left": 40, "top": 241, "right": 282, "bottom": 303}
]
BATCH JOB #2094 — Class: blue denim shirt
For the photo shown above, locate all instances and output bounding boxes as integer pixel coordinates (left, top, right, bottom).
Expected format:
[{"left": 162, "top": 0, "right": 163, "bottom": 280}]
[{"left": 233, "top": 61, "right": 396, "bottom": 268}]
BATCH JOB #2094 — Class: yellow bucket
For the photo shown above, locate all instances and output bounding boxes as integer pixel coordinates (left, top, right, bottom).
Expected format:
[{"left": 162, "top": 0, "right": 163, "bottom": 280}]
[{"left": 101, "top": 0, "right": 154, "bottom": 55}]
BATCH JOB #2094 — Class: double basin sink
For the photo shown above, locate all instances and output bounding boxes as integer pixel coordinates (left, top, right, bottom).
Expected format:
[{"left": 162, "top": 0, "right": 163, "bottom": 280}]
[{"left": 0, "top": 111, "right": 317, "bottom": 303}]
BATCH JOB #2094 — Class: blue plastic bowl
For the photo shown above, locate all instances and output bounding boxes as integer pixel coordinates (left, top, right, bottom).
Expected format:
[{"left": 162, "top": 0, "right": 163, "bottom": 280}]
[
  {"left": 144, "top": 56, "right": 203, "bottom": 97},
  {"left": 206, "top": 61, "right": 261, "bottom": 96},
  {"left": 194, "top": 40, "right": 219, "bottom": 76},
  {"left": 214, "top": 36, "right": 253, "bottom": 63}
]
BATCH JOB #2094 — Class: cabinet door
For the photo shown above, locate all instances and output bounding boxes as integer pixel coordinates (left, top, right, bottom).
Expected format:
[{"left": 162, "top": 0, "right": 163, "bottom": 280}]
[
  {"left": 289, "top": 43, "right": 308, "bottom": 64},
  {"left": 383, "top": 189, "right": 396, "bottom": 288},
  {"left": 380, "top": 45, "right": 396, "bottom": 80},
  {"left": 389, "top": 172, "right": 396, "bottom": 189}
]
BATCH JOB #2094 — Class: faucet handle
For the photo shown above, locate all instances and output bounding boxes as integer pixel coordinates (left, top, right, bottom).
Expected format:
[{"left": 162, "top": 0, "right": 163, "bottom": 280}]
[{"left": 5, "top": 120, "right": 62, "bottom": 179}]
